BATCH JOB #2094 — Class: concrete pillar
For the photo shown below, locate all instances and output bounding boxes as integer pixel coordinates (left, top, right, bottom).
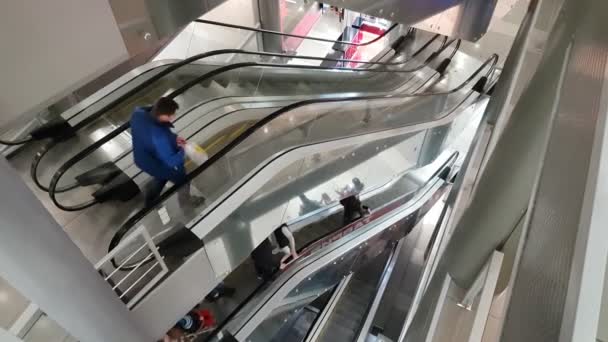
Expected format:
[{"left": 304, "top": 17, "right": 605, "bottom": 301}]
[
  {"left": 0, "top": 157, "right": 152, "bottom": 342},
  {"left": 257, "top": 0, "right": 284, "bottom": 53}
]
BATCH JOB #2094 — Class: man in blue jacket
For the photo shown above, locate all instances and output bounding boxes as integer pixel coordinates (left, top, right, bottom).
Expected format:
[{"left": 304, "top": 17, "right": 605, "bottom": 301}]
[{"left": 130, "top": 97, "right": 203, "bottom": 208}]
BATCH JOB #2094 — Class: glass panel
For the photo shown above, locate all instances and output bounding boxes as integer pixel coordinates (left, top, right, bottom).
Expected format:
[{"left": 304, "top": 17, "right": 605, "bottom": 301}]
[
  {"left": 52, "top": 54, "right": 431, "bottom": 203},
  {"left": 131, "top": 81, "right": 477, "bottom": 241},
  {"left": 195, "top": 131, "right": 435, "bottom": 283},
  {"left": 252, "top": 131, "right": 424, "bottom": 232},
  {"left": 23, "top": 315, "right": 76, "bottom": 342}
]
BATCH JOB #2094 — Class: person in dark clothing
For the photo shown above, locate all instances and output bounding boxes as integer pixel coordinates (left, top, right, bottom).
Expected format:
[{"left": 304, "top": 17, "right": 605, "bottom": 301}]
[
  {"left": 130, "top": 97, "right": 204, "bottom": 208},
  {"left": 340, "top": 195, "right": 370, "bottom": 225},
  {"left": 251, "top": 224, "right": 298, "bottom": 280},
  {"left": 251, "top": 239, "right": 282, "bottom": 281}
]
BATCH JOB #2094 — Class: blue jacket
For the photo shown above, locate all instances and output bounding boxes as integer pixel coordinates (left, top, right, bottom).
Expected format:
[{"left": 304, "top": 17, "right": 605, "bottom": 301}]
[{"left": 130, "top": 106, "right": 186, "bottom": 182}]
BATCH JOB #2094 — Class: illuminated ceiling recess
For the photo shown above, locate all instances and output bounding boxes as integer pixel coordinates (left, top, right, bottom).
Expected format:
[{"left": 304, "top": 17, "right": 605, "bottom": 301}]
[{"left": 319, "top": 0, "right": 519, "bottom": 41}]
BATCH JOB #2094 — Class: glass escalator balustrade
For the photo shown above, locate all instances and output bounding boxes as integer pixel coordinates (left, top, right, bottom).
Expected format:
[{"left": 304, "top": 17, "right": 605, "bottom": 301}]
[
  {"left": 101, "top": 56, "right": 493, "bottom": 316},
  {"left": 112, "top": 57, "right": 489, "bottom": 258},
  {"left": 47, "top": 33, "right": 449, "bottom": 211}
]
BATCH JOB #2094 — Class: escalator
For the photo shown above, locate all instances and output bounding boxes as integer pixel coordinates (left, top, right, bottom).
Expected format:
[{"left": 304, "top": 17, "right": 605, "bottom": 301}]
[
  {"left": 46, "top": 34, "right": 459, "bottom": 211},
  {"left": 210, "top": 158, "right": 452, "bottom": 342},
  {"left": 2, "top": 19, "right": 499, "bottom": 339},
  {"left": 134, "top": 150, "right": 455, "bottom": 341},
  {"left": 256, "top": 247, "right": 396, "bottom": 342},
  {"left": 90, "top": 60, "right": 490, "bottom": 329},
  {"left": 28, "top": 28, "right": 450, "bottom": 198},
  {"left": 301, "top": 244, "right": 396, "bottom": 342},
  {"left": 88, "top": 50, "right": 496, "bottom": 338},
  {"left": 107, "top": 51, "right": 495, "bottom": 267}
]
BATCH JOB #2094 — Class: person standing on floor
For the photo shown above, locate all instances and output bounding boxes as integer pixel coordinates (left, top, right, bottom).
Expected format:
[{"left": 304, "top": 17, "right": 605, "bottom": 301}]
[{"left": 130, "top": 97, "right": 204, "bottom": 208}]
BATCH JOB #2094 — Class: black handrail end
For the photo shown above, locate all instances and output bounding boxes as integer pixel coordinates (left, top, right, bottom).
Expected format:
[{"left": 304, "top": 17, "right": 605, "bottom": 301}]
[
  {"left": 436, "top": 58, "right": 452, "bottom": 75},
  {"left": 30, "top": 119, "right": 74, "bottom": 141},
  {"left": 472, "top": 76, "right": 489, "bottom": 93}
]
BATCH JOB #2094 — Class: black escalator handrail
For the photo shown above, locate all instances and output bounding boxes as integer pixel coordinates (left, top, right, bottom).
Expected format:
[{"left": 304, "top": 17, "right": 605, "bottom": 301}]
[
  {"left": 46, "top": 37, "right": 454, "bottom": 208},
  {"left": 0, "top": 135, "right": 33, "bottom": 146},
  {"left": 32, "top": 34, "right": 446, "bottom": 193},
  {"left": 195, "top": 19, "right": 399, "bottom": 47},
  {"left": 109, "top": 54, "right": 498, "bottom": 259}
]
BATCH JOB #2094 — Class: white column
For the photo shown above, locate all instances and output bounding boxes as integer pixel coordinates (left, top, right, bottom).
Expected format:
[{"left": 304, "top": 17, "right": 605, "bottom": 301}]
[
  {"left": 257, "top": 0, "right": 284, "bottom": 52},
  {"left": 0, "top": 158, "right": 153, "bottom": 342}
]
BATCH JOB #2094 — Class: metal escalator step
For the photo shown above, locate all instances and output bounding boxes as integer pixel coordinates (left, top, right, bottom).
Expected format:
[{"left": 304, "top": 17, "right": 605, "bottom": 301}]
[
  {"left": 335, "top": 295, "right": 369, "bottom": 315},
  {"left": 322, "top": 322, "right": 358, "bottom": 342},
  {"left": 329, "top": 311, "right": 363, "bottom": 331},
  {"left": 316, "top": 280, "right": 376, "bottom": 342}
]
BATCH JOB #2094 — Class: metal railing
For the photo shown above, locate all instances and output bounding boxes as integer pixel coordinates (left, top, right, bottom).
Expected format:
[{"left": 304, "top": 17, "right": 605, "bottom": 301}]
[{"left": 95, "top": 226, "right": 168, "bottom": 309}]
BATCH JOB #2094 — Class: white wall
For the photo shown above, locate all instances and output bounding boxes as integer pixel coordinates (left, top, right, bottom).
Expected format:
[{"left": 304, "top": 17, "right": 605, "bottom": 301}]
[
  {"left": 154, "top": 0, "right": 258, "bottom": 61},
  {"left": 598, "top": 260, "right": 608, "bottom": 341},
  {"left": 0, "top": 157, "right": 152, "bottom": 341},
  {"left": 0, "top": 328, "right": 20, "bottom": 342},
  {"left": 0, "top": 0, "right": 128, "bottom": 127}
]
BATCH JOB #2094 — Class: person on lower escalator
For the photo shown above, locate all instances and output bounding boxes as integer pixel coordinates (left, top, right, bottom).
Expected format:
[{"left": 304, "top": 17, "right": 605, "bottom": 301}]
[
  {"left": 251, "top": 238, "right": 282, "bottom": 281},
  {"left": 130, "top": 97, "right": 205, "bottom": 209},
  {"left": 251, "top": 224, "right": 298, "bottom": 280},
  {"left": 340, "top": 195, "right": 370, "bottom": 225}
]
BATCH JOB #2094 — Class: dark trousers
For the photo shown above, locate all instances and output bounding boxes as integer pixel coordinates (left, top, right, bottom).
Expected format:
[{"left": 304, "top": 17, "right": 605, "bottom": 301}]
[{"left": 145, "top": 177, "right": 192, "bottom": 209}]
